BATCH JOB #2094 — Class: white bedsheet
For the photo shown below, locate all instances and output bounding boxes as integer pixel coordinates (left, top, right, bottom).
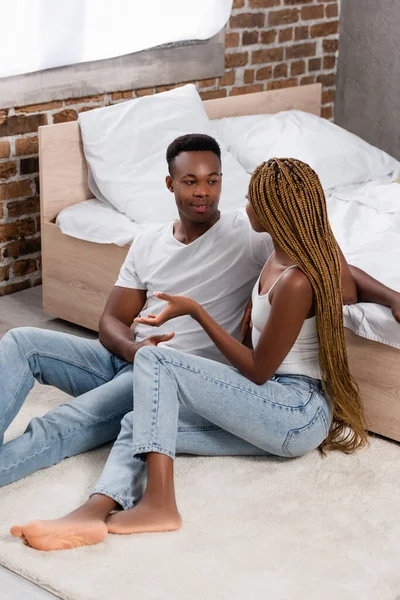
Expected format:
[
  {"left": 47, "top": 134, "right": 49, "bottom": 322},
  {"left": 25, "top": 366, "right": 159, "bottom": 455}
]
[
  {"left": 56, "top": 177, "right": 400, "bottom": 349},
  {"left": 327, "top": 180, "right": 400, "bottom": 350}
]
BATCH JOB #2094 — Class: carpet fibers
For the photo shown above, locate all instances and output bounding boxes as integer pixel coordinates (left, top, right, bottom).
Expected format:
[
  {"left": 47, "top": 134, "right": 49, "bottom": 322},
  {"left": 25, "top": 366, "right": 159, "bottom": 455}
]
[{"left": 0, "top": 384, "right": 399, "bottom": 600}]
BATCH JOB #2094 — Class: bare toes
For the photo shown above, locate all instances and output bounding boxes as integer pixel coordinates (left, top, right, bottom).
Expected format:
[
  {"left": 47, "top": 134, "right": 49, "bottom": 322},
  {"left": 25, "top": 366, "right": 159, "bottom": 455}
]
[{"left": 10, "top": 525, "right": 23, "bottom": 538}]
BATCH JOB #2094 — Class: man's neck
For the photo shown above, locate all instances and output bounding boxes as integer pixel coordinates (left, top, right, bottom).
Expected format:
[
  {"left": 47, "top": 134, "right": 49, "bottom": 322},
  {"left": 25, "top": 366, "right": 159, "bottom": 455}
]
[{"left": 173, "top": 211, "right": 221, "bottom": 245}]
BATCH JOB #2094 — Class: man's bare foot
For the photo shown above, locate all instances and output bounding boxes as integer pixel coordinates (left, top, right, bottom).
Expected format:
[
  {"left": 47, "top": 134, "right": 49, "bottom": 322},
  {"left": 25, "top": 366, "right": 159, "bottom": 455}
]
[
  {"left": 10, "top": 494, "right": 116, "bottom": 551},
  {"left": 107, "top": 498, "right": 182, "bottom": 535},
  {"left": 10, "top": 518, "right": 108, "bottom": 551}
]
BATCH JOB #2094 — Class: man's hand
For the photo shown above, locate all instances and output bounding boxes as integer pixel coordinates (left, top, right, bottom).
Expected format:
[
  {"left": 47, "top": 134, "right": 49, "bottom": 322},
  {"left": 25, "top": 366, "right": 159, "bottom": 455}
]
[
  {"left": 129, "top": 332, "right": 175, "bottom": 362},
  {"left": 391, "top": 293, "right": 400, "bottom": 323},
  {"left": 134, "top": 292, "right": 199, "bottom": 327},
  {"left": 141, "top": 332, "right": 176, "bottom": 347}
]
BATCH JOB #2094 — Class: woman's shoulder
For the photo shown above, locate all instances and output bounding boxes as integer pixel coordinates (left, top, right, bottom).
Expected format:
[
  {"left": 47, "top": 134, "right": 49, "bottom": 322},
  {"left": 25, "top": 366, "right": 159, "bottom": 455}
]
[{"left": 271, "top": 266, "right": 313, "bottom": 304}]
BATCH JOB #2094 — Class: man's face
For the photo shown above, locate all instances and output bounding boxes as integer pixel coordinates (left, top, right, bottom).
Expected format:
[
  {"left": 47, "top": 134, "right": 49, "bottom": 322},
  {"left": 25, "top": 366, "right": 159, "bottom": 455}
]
[{"left": 166, "top": 151, "right": 221, "bottom": 223}]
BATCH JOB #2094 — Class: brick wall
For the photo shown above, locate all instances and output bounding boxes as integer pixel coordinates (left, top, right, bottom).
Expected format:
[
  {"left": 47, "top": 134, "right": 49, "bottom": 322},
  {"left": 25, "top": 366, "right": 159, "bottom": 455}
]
[{"left": 0, "top": 0, "right": 339, "bottom": 296}]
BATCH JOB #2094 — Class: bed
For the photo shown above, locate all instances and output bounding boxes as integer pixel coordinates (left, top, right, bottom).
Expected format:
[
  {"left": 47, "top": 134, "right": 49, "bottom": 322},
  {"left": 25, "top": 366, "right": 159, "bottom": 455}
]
[{"left": 38, "top": 83, "right": 400, "bottom": 443}]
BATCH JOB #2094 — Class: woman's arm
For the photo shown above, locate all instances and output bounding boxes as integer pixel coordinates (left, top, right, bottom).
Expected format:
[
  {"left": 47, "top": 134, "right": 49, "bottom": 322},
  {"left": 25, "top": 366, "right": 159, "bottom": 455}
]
[
  {"left": 194, "top": 270, "right": 313, "bottom": 384},
  {"left": 135, "top": 270, "right": 313, "bottom": 385}
]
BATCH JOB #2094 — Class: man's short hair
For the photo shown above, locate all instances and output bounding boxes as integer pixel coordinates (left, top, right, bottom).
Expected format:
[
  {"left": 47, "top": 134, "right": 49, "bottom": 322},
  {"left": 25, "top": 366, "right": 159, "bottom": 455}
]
[{"left": 166, "top": 133, "right": 221, "bottom": 175}]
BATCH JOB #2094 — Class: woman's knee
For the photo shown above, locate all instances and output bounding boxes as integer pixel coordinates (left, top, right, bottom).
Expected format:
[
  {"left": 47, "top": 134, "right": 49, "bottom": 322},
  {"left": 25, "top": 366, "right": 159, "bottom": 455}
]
[
  {"left": 134, "top": 346, "right": 176, "bottom": 382},
  {"left": 134, "top": 345, "right": 165, "bottom": 364}
]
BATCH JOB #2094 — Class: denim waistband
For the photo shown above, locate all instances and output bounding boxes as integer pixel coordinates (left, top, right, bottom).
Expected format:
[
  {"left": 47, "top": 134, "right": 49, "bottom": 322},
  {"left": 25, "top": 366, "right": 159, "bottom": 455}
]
[{"left": 271, "top": 373, "right": 323, "bottom": 391}]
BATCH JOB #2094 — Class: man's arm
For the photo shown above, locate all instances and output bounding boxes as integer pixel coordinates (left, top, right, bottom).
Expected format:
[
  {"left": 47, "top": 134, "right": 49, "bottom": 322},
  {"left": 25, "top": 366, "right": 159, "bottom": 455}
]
[
  {"left": 348, "top": 265, "right": 400, "bottom": 322},
  {"left": 337, "top": 246, "right": 358, "bottom": 305},
  {"left": 338, "top": 244, "right": 400, "bottom": 322},
  {"left": 99, "top": 287, "right": 146, "bottom": 362}
]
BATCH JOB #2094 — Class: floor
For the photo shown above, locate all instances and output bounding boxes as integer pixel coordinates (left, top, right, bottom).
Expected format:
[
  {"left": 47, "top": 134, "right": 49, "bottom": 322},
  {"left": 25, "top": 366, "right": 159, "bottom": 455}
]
[
  {"left": 0, "top": 286, "right": 96, "bottom": 340},
  {"left": 0, "top": 286, "right": 96, "bottom": 599}
]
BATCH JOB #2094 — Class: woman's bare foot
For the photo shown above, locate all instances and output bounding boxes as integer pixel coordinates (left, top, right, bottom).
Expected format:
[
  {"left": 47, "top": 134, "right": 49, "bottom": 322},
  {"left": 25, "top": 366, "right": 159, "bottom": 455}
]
[
  {"left": 107, "top": 498, "right": 182, "bottom": 535},
  {"left": 107, "top": 453, "right": 181, "bottom": 535},
  {"left": 10, "top": 494, "right": 116, "bottom": 551}
]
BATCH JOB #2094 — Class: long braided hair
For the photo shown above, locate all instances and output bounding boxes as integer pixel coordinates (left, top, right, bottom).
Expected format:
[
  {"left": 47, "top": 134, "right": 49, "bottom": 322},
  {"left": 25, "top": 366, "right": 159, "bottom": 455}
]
[{"left": 249, "top": 158, "right": 367, "bottom": 453}]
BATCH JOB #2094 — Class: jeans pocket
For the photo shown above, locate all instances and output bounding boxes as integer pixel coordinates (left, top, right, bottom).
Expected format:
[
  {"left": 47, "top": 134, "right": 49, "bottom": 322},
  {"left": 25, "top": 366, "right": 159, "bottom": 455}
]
[{"left": 282, "top": 405, "right": 329, "bottom": 458}]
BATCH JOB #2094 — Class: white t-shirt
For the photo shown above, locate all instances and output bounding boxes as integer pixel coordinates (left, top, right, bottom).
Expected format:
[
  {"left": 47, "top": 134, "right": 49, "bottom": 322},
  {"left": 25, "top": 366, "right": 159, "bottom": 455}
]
[{"left": 116, "top": 210, "right": 273, "bottom": 364}]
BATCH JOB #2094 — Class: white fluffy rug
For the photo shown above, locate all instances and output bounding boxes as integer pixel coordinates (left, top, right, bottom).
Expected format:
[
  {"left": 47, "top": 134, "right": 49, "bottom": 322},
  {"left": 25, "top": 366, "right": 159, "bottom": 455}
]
[{"left": 0, "top": 383, "right": 399, "bottom": 600}]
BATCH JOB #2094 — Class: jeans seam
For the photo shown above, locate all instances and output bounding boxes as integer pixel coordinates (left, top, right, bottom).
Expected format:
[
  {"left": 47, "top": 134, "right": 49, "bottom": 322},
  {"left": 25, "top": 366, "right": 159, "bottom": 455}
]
[
  {"left": 150, "top": 356, "right": 161, "bottom": 445},
  {"left": 319, "top": 404, "right": 330, "bottom": 435},
  {"left": 0, "top": 410, "right": 126, "bottom": 473},
  {"left": 25, "top": 349, "right": 113, "bottom": 383},
  {"left": 132, "top": 463, "right": 146, "bottom": 484},
  {"left": 160, "top": 357, "right": 312, "bottom": 411},
  {"left": 116, "top": 463, "right": 146, "bottom": 503},
  {"left": 282, "top": 406, "right": 326, "bottom": 457}
]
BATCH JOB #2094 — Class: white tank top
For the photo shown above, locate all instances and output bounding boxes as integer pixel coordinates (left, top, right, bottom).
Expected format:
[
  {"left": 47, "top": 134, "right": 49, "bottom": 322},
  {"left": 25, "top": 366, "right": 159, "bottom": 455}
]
[{"left": 251, "top": 265, "right": 321, "bottom": 380}]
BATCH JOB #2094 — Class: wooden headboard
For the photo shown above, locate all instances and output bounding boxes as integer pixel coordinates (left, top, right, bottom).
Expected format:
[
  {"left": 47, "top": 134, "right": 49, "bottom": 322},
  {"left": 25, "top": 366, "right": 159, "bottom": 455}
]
[
  {"left": 203, "top": 82, "right": 321, "bottom": 119},
  {"left": 39, "top": 83, "right": 322, "bottom": 222}
]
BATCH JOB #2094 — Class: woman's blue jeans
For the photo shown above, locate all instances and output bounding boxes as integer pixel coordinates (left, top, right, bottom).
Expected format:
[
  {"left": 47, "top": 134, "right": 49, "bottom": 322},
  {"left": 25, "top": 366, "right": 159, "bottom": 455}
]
[
  {"left": 130, "top": 346, "right": 331, "bottom": 461},
  {"left": 94, "top": 346, "right": 332, "bottom": 508}
]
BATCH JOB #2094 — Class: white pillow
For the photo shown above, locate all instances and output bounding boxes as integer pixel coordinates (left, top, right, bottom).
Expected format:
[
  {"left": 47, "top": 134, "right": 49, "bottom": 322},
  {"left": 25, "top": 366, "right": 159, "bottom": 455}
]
[
  {"left": 213, "top": 110, "right": 400, "bottom": 191},
  {"left": 78, "top": 84, "right": 250, "bottom": 223}
]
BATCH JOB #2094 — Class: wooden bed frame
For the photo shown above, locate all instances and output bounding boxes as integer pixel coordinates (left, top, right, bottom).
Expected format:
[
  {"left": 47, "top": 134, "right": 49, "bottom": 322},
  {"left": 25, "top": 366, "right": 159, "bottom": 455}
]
[{"left": 38, "top": 83, "right": 400, "bottom": 443}]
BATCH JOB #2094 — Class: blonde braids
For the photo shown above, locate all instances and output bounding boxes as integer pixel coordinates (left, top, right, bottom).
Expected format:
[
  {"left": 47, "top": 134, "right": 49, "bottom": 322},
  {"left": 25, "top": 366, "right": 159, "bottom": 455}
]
[{"left": 249, "top": 158, "right": 367, "bottom": 453}]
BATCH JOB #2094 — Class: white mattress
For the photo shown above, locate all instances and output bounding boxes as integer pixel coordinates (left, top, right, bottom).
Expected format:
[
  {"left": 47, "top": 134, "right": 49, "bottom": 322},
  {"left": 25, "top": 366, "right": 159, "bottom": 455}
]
[
  {"left": 56, "top": 177, "right": 400, "bottom": 350},
  {"left": 57, "top": 198, "right": 159, "bottom": 246}
]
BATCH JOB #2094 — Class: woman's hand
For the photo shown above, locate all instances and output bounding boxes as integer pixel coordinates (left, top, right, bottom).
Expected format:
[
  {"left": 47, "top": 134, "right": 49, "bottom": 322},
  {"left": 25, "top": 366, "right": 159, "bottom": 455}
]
[{"left": 134, "top": 292, "right": 200, "bottom": 328}]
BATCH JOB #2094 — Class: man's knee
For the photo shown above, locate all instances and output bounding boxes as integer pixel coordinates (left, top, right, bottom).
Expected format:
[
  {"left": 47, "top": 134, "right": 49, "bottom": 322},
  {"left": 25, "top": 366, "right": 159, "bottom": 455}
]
[{"left": 1, "top": 326, "right": 37, "bottom": 347}]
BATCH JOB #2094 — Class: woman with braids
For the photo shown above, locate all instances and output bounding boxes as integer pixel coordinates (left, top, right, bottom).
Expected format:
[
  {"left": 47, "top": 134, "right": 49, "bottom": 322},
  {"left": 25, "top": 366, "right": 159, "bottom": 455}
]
[
  {"left": 99, "top": 157, "right": 368, "bottom": 534},
  {"left": 12, "top": 141, "right": 400, "bottom": 551}
]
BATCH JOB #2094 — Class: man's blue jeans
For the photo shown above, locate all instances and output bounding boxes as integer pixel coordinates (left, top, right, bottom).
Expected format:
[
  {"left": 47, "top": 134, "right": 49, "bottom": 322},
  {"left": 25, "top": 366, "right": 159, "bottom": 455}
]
[{"left": 0, "top": 327, "right": 271, "bottom": 502}]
